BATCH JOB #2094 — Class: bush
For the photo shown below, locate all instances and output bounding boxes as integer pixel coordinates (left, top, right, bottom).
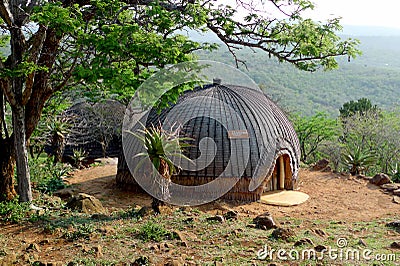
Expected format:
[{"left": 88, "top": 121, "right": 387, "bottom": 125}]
[
  {"left": 30, "top": 158, "right": 71, "bottom": 194},
  {"left": 138, "top": 221, "right": 176, "bottom": 242},
  {"left": 0, "top": 198, "right": 30, "bottom": 223}
]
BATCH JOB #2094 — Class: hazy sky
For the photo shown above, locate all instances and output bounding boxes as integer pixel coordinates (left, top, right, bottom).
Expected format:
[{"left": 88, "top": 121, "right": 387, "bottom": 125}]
[{"left": 307, "top": 0, "right": 400, "bottom": 28}]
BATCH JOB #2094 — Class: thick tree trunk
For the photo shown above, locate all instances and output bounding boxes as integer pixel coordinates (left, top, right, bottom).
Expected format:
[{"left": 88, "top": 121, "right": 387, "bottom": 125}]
[
  {"left": 0, "top": 138, "right": 16, "bottom": 201},
  {"left": 12, "top": 105, "right": 32, "bottom": 202}
]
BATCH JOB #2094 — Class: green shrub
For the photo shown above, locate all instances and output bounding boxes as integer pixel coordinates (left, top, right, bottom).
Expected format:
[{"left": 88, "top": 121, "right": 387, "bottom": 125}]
[
  {"left": 63, "top": 223, "right": 95, "bottom": 241},
  {"left": 30, "top": 158, "right": 71, "bottom": 194},
  {"left": 138, "top": 221, "right": 176, "bottom": 242},
  {"left": 0, "top": 198, "right": 30, "bottom": 223}
]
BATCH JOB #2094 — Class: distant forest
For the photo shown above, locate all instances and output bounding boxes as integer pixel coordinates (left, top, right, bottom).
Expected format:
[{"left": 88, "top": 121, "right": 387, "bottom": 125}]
[{"left": 196, "top": 35, "right": 400, "bottom": 116}]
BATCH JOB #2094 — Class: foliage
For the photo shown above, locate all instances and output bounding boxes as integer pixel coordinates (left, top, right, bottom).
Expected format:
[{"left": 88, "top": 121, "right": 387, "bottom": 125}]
[
  {"left": 70, "top": 148, "right": 88, "bottom": 169},
  {"left": 290, "top": 112, "right": 338, "bottom": 163},
  {"left": 342, "top": 145, "right": 378, "bottom": 175},
  {"left": 389, "top": 163, "right": 400, "bottom": 183},
  {"left": 30, "top": 158, "right": 71, "bottom": 194},
  {"left": 63, "top": 223, "right": 95, "bottom": 241},
  {"left": 0, "top": 0, "right": 361, "bottom": 202},
  {"left": 339, "top": 98, "right": 378, "bottom": 118},
  {"left": 138, "top": 221, "right": 176, "bottom": 242},
  {"left": 0, "top": 198, "right": 29, "bottom": 223}
]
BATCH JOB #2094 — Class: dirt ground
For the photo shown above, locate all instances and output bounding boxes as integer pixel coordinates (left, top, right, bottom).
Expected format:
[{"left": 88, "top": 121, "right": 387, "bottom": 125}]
[
  {"left": 1, "top": 163, "right": 399, "bottom": 265},
  {"left": 66, "top": 164, "right": 399, "bottom": 222}
]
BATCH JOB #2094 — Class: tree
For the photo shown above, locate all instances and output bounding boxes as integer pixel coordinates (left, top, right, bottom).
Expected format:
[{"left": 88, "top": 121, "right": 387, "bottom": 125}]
[
  {"left": 339, "top": 98, "right": 378, "bottom": 118},
  {"left": 291, "top": 112, "right": 338, "bottom": 163},
  {"left": 0, "top": 0, "right": 360, "bottom": 202}
]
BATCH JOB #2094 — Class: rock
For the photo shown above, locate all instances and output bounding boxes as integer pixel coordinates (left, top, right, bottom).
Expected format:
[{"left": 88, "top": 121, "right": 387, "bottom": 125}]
[
  {"left": 358, "top": 239, "right": 367, "bottom": 247},
  {"left": 386, "top": 220, "right": 400, "bottom": 228},
  {"left": 46, "top": 262, "right": 64, "bottom": 266},
  {"left": 393, "top": 189, "right": 400, "bottom": 196},
  {"left": 39, "top": 239, "right": 50, "bottom": 245},
  {"left": 370, "top": 173, "right": 391, "bottom": 186},
  {"left": 26, "top": 243, "right": 41, "bottom": 252},
  {"left": 137, "top": 206, "right": 154, "bottom": 217},
  {"left": 270, "top": 228, "right": 295, "bottom": 241},
  {"left": 294, "top": 238, "right": 314, "bottom": 247},
  {"left": 93, "top": 245, "right": 103, "bottom": 258},
  {"left": 223, "top": 210, "right": 238, "bottom": 220},
  {"left": 311, "top": 159, "right": 330, "bottom": 171},
  {"left": 66, "top": 193, "right": 106, "bottom": 214},
  {"left": 53, "top": 188, "right": 76, "bottom": 199},
  {"left": 321, "top": 166, "right": 332, "bottom": 172},
  {"left": 380, "top": 183, "right": 399, "bottom": 191},
  {"left": 91, "top": 213, "right": 110, "bottom": 220},
  {"left": 172, "top": 230, "right": 188, "bottom": 247},
  {"left": 355, "top": 174, "right": 365, "bottom": 179},
  {"left": 393, "top": 196, "right": 400, "bottom": 204},
  {"left": 206, "top": 215, "right": 225, "bottom": 223},
  {"left": 390, "top": 242, "right": 400, "bottom": 249},
  {"left": 314, "top": 245, "right": 328, "bottom": 252},
  {"left": 253, "top": 212, "right": 277, "bottom": 230},
  {"left": 313, "top": 228, "right": 328, "bottom": 237},
  {"left": 132, "top": 256, "right": 149, "bottom": 266},
  {"left": 363, "top": 176, "right": 373, "bottom": 181}
]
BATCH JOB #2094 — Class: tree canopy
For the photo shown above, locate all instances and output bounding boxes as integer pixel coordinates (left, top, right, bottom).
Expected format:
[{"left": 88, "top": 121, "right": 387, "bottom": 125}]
[{"left": 0, "top": 0, "right": 360, "bottom": 202}]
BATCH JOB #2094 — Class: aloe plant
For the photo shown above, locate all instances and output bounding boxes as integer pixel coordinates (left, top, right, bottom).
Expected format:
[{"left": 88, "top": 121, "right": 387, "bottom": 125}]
[
  {"left": 132, "top": 125, "right": 192, "bottom": 213},
  {"left": 342, "top": 145, "right": 377, "bottom": 175}
]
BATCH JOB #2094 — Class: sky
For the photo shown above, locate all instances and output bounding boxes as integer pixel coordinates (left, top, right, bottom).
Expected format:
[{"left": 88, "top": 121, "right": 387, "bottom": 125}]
[{"left": 305, "top": 0, "right": 400, "bottom": 29}]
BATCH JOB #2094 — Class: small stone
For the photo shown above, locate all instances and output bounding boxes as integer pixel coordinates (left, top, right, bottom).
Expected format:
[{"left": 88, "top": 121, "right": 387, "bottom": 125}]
[
  {"left": 386, "top": 220, "right": 400, "bottom": 228},
  {"left": 363, "top": 176, "right": 373, "bottom": 181},
  {"left": 358, "top": 239, "right": 367, "bottom": 247},
  {"left": 26, "top": 243, "right": 41, "bottom": 252},
  {"left": 253, "top": 212, "right": 277, "bottom": 230},
  {"left": 390, "top": 242, "right": 400, "bottom": 249},
  {"left": 91, "top": 214, "right": 109, "bottom": 220},
  {"left": 93, "top": 245, "right": 103, "bottom": 258},
  {"left": 223, "top": 210, "right": 238, "bottom": 220},
  {"left": 172, "top": 230, "right": 188, "bottom": 247},
  {"left": 271, "top": 227, "right": 295, "bottom": 241},
  {"left": 294, "top": 238, "right": 314, "bottom": 247},
  {"left": 381, "top": 183, "right": 399, "bottom": 191},
  {"left": 393, "top": 189, "right": 400, "bottom": 196},
  {"left": 313, "top": 228, "right": 328, "bottom": 237},
  {"left": 206, "top": 215, "right": 225, "bottom": 223},
  {"left": 132, "top": 256, "right": 149, "bottom": 265},
  {"left": 311, "top": 159, "right": 329, "bottom": 171},
  {"left": 39, "top": 239, "right": 50, "bottom": 245},
  {"left": 314, "top": 245, "right": 328, "bottom": 252},
  {"left": 370, "top": 173, "right": 391, "bottom": 186},
  {"left": 393, "top": 196, "right": 400, "bottom": 204}
]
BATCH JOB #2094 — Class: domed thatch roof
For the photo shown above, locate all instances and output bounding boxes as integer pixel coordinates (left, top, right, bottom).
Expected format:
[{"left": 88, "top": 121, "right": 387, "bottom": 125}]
[
  {"left": 62, "top": 100, "right": 125, "bottom": 160},
  {"left": 117, "top": 83, "right": 300, "bottom": 202}
]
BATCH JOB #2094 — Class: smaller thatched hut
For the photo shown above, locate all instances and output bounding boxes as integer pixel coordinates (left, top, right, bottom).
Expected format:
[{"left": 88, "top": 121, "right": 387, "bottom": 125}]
[{"left": 59, "top": 100, "right": 125, "bottom": 160}]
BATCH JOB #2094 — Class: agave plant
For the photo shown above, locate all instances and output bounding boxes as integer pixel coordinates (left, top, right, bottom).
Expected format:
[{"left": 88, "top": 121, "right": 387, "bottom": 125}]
[
  {"left": 132, "top": 124, "right": 192, "bottom": 214},
  {"left": 389, "top": 163, "right": 400, "bottom": 183},
  {"left": 342, "top": 145, "right": 377, "bottom": 175}
]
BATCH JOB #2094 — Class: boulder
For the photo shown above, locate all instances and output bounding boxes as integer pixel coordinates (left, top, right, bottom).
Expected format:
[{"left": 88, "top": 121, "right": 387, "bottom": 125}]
[
  {"left": 393, "top": 189, "right": 400, "bottom": 196},
  {"left": 370, "top": 173, "right": 391, "bottom": 186},
  {"left": 311, "top": 159, "right": 330, "bottom": 171},
  {"left": 66, "top": 193, "right": 106, "bottom": 214}
]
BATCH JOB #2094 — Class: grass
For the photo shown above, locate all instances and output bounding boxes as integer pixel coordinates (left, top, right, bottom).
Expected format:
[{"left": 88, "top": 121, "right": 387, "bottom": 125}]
[{"left": 0, "top": 199, "right": 398, "bottom": 265}]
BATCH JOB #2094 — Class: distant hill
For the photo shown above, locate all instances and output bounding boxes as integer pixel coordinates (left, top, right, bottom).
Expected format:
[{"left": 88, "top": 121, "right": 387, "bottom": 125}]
[{"left": 195, "top": 30, "right": 400, "bottom": 116}]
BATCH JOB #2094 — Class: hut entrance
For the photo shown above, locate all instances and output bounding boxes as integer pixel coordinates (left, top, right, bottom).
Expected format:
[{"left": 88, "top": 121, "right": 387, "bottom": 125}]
[{"left": 264, "top": 154, "right": 292, "bottom": 192}]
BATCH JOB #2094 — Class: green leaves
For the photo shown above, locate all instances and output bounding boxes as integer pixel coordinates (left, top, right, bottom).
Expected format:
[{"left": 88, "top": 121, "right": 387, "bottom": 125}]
[{"left": 342, "top": 145, "right": 377, "bottom": 175}]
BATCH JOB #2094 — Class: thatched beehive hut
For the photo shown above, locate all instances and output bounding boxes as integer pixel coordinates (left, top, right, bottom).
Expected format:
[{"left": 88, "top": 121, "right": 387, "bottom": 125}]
[
  {"left": 117, "top": 82, "right": 300, "bottom": 202},
  {"left": 60, "top": 100, "right": 125, "bottom": 160}
]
